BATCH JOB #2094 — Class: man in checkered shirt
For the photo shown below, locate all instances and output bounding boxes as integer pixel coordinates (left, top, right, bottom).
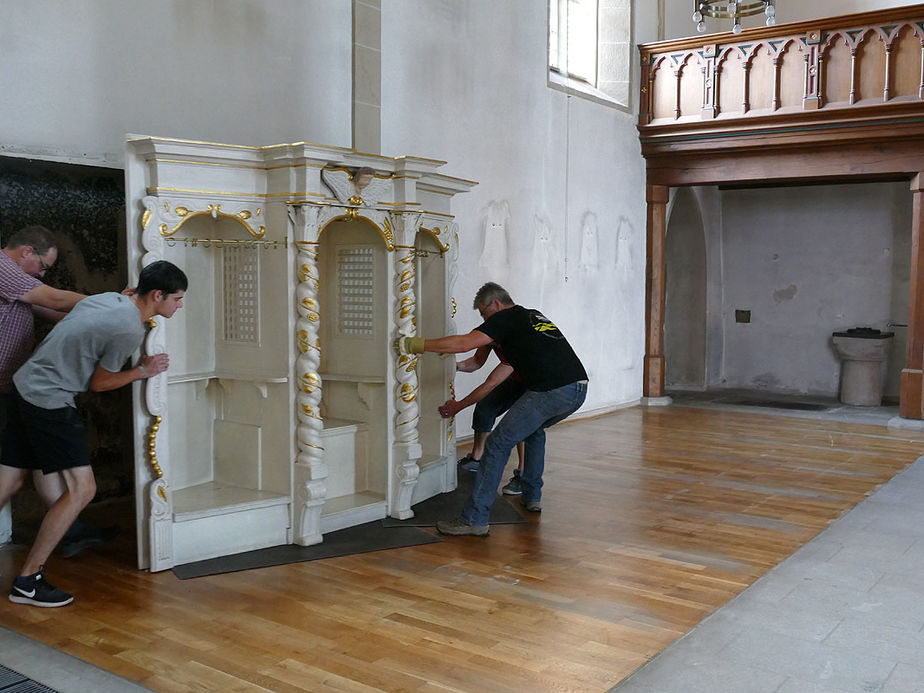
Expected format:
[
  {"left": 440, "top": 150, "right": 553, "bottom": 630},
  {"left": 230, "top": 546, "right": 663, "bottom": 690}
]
[
  {"left": 0, "top": 226, "right": 86, "bottom": 550},
  {"left": 0, "top": 226, "right": 85, "bottom": 391}
]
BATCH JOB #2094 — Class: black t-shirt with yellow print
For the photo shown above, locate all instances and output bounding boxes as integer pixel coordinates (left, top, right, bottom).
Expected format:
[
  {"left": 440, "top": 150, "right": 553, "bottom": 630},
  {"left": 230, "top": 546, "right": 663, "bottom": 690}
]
[{"left": 476, "top": 305, "right": 587, "bottom": 392}]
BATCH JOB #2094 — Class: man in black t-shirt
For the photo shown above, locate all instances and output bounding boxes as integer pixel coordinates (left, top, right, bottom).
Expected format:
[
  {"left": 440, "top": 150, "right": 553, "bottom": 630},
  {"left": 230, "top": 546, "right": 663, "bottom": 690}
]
[{"left": 396, "top": 282, "right": 588, "bottom": 536}]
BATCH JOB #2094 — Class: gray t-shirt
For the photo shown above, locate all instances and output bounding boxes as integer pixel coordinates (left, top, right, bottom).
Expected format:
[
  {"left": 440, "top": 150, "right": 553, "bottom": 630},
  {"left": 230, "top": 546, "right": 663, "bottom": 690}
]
[{"left": 14, "top": 292, "right": 145, "bottom": 409}]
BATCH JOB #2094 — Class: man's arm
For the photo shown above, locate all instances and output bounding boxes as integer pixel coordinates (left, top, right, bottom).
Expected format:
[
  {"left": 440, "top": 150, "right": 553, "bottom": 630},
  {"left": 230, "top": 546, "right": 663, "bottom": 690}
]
[
  {"left": 31, "top": 304, "right": 68, "bottom": 324},
  {"left": 455, "top": 344, "right": 493, "bottom": 373},
  {"left": 19, "top": 284, "right": 85, "bottom": 312},
  {"left": 89, "top": 353, "right": 169, "bottom": 393},
  {"left": 423, "top": 329, "right": 493, "bottom": 354},
  {"left": 439, "top": 362, "right": 514, "bottom": 418}
]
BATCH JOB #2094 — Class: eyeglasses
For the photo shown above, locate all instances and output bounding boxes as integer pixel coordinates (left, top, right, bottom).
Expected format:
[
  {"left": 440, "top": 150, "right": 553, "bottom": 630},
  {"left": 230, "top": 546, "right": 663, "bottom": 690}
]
[{"left": 37, "top": 256, "right": 51, "bottom": 272}]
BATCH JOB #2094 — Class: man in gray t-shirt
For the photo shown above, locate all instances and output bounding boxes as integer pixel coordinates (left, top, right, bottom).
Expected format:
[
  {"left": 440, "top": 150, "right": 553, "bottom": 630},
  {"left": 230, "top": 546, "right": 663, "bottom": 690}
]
[
  {"left": 1, "top": 260, "right": 187, "bottom": 608},
  {"left": 14, "top": 293, "right": 146, "bottom": 410}
]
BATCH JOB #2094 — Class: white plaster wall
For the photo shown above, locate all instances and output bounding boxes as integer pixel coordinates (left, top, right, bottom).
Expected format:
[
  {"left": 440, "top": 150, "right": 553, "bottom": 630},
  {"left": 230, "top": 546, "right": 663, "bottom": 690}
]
[
  {"left": 719, "top": 183, "right": 906, "bottom": 397},
  {"left": 380, "top": 0, "right": 651, "bottom": 424},
  {"left": 0, "top": 0, "right": 352, "bottom": 165},
  {"left": 662, "top": 0, "right": 917, "bottom": 40}
]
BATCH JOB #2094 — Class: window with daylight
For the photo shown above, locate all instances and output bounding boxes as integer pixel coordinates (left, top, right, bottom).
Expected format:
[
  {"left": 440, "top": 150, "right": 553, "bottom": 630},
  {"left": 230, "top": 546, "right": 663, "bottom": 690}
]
[{"left": 549, "top": 0, "right": 631, "bottom": 108}]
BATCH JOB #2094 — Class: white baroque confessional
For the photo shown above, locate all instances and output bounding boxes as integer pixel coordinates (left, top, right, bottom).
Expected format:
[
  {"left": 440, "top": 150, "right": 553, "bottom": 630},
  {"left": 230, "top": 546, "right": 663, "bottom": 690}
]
[{"left": 125, "top": 136, "right": 475, "bottom": 571}]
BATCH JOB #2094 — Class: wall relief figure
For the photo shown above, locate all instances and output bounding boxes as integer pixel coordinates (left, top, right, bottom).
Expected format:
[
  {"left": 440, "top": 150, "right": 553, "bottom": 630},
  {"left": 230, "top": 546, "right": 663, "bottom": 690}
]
[
  {"left": 579, "top": 211, "right": 599, "bottom": 271},
  {"left": 614, "top": 215, "right": 634, "bottom": 285},
  {"left": 530, "top": 213, "right": 559, "bottom": 306},
  {"left": 479, "top": 200, "right": 510, "bottom": 272}
]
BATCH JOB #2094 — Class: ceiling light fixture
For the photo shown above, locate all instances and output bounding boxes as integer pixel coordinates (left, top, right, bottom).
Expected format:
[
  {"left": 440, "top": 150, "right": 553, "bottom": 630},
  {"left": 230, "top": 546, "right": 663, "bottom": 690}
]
[{"left": 693, "top": 0, "right": 776, "bottom": 35}]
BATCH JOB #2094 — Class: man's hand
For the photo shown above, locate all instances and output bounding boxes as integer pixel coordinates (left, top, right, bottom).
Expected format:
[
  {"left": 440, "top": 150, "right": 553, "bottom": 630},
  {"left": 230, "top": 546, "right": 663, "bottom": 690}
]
[
  {"left": 139, "top": 353, "right": 169, "bottom": 378},
  {"left": 394, "top": 336, "right": 425, "bottom": 355},
  {"left": 438, "top": 399, "right": 464, "bottom": 418}
]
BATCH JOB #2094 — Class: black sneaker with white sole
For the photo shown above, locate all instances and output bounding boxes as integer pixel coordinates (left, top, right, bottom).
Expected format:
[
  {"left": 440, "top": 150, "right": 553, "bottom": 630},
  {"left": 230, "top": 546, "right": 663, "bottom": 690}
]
[{"left": 9, "top": 569, "right": 73, "bottom": 607}]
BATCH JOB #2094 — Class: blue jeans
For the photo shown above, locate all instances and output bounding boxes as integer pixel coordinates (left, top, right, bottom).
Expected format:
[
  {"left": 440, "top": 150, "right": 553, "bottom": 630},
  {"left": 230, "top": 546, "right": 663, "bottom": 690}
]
[
  {"left": 471, "top": 375, "right": 526, "bottom": 433},
  {"left": 461, "top": 381, "right": 587, "bottom": 526}
]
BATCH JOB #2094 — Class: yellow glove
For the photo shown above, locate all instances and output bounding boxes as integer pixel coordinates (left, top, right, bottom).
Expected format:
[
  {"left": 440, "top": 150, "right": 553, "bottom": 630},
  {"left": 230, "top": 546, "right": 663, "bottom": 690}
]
[{"left": 395, "top": 336, "right": 425, "bottom": 355}]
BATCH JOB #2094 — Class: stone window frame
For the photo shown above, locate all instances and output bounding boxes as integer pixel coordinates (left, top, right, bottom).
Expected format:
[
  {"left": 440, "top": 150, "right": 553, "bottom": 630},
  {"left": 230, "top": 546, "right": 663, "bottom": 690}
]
[{"left": 548, "top": 0, "right": 632, "bottom": 111}]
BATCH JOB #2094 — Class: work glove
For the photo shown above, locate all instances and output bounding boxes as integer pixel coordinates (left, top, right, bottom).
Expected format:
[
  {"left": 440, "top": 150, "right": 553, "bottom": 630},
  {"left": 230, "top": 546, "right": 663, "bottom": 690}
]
[{"left": 394, "top": 336, "right": 425, "bottom": 355}]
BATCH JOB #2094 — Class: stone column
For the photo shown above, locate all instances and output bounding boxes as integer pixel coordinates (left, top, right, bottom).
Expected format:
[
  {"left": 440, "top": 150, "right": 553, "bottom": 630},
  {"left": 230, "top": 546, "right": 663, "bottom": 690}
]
[{"left": 352, "top": 0, "right": 381, "bottom": 153}]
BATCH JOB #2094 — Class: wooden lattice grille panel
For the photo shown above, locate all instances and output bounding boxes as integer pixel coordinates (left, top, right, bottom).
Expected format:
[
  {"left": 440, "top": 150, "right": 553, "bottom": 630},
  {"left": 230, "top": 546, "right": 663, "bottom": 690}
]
[
  {"left": 337, "top": 246, "right": 375, "bottom": 337},
  {"left": 222, "top": 245, "right": 259, "bottom": 343}
]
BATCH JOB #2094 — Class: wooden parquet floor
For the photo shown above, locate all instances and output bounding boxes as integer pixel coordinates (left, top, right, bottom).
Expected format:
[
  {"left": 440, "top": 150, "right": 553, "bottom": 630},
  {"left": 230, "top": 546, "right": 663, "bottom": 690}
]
[{"left": 2, "top": 405, "right": 924, "bottom": 692}]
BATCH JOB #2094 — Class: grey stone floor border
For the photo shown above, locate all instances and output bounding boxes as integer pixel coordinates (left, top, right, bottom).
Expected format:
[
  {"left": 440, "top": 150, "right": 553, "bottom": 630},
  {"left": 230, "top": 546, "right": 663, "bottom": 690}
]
[
  {"left": 611, "top": 452, "right": 924, "bottom": 693},
  {"left": 0, "top": 626, "right": 151, "bottom": 693}
]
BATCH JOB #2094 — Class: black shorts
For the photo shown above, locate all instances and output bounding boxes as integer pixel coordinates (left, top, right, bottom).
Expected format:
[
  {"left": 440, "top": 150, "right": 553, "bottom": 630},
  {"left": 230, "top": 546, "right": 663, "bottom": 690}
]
[{"left": 1, "top": 389, "right": 90, "bottom": 473}]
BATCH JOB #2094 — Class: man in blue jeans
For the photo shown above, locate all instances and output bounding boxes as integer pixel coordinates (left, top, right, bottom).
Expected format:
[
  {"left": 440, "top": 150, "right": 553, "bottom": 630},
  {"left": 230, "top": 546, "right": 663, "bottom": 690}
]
[
  {"left": 439, "top": 343, "right": 526, "bottom": 494},
  {"left": 397, "top": 282, "right": 588, "bottom": 536}
]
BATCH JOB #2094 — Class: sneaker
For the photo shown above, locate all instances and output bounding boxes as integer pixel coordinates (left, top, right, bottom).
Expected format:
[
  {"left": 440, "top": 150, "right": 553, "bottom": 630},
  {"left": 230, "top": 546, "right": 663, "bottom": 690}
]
[
  {"left": 59, "top": 525, "right": 121, "bottom": 558},
  {"left": 9, "top": 568, "right": 73, "bottom": 607},
  {"left": 436, "top": 517, "right": 490, "bottom": 536},
  {"left": 521, "top": 499, "right": 542, "bottom": 513},
  {"left": 502, "top": 469, "right": 523, "bottom": 495},
  {"left": 457, "top": 454, "right": 480, "bottom": 473}
]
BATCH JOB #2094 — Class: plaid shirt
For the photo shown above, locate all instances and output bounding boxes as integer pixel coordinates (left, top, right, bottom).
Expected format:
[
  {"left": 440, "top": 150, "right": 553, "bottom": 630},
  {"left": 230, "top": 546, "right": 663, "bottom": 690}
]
[{"left": 0, "top": 251, "right": 41, "bottom": 394}]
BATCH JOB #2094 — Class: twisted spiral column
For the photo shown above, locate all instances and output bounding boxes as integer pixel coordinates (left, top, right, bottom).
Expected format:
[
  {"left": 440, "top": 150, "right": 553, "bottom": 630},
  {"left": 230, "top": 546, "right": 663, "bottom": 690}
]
[
  {"left": 291, "top": 204, "right": 327, "bottom": 546},
  {"left": 389, "top": 241, "right": 422, "bottom": 520},
  {"left": 295, "top": 242, "right": 324, "bottom": 467},
  {"left": 393, "top": 247, "right": 420, "bottom": 444}
]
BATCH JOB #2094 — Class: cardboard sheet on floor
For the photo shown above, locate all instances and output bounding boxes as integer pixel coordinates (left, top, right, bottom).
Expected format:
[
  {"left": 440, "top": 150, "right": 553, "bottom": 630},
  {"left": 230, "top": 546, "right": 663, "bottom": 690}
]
[
  {"left": 172, "top": 521, "right": 442, "bottom": 579},
  {"left": 381, "top": 470, "right": 527, "bottom": 527}
]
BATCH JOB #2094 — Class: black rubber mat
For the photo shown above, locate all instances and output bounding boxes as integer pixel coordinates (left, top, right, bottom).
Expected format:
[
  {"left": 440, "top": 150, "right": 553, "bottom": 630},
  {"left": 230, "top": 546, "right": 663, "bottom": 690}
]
[
  {"left": 381, "top": 470, "right": 527, "bottom": 527},
  {"left": 173, "top": 520, "right": 442, "bottom": 579}
]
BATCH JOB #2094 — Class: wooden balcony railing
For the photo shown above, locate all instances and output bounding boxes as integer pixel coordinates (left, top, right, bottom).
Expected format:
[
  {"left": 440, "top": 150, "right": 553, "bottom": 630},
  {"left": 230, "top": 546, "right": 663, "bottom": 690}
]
[{"left": 640, "top": 5, "right": 924, "bottom": 124}]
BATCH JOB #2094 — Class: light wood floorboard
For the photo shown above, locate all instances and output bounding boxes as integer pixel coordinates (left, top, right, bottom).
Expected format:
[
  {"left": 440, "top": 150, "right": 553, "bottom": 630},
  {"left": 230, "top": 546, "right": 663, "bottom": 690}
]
[{"left": 2, "top": 406, "right": 923, "bottom": 692}]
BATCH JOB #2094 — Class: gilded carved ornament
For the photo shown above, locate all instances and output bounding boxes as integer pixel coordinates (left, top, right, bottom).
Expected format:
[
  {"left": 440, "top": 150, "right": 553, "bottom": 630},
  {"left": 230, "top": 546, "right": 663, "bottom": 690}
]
[
  {"left": 147, "top": 415, "right": 167, "bottom": 502},
  {"left": 299, "top": 372, "right": 320, "bottom": 394},
  {"left": 418, "top": 225, "right": 451, "bottom": 253},
  {"left": 158, "top": 202, "right": 266, "bottom": 239},
  {"left": 321, "top": 166, "right": 392, "bottom": 208},
  {"left": 399, "top": 382, "right": 417, "bottom": 403},
  {"left": 317, "top": 213, "right": 395, "bottom": 251}
]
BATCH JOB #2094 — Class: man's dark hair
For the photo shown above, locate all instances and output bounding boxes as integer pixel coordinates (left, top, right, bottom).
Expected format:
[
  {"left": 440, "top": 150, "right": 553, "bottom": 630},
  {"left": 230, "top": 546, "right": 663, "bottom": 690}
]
[
  {"left": 473, "top": 282, "right": 513, "bottom": 309},
  {"left": 4, "top": 225, "right": 56, "bottom": 254},
  {"left": 137, "top": 260, "right": 188, "bottom": 296}
]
